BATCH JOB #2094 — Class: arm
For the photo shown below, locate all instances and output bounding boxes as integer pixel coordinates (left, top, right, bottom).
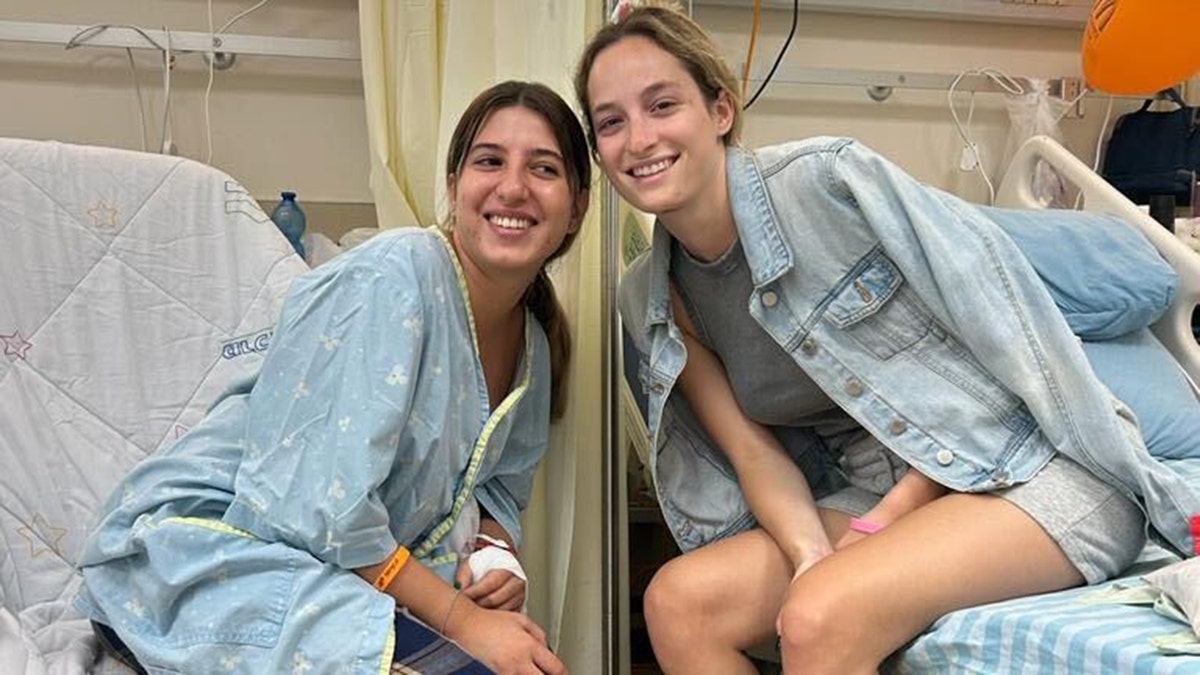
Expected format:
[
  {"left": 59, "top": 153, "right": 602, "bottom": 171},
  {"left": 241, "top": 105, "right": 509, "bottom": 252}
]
[
  {"left": 669, "top": 287, "right": 832, "bottom": 577},
  {"left": 454, "top": 510, "right": 528, "bottom": 611},
  {"left": 866, "top": 470, "right": 948, "bottom": 525},
  {"left": 357, "top": 548, "right": 563, "bottom": 674},
  {"left": 837, "top": 469, "right": 948, "bottom": 549},
  {"left": 478, "top": 515, "right": 516, "bottom": 550},
  {"left": 224, "top": 254, "right": 426, "bottom": 568}
]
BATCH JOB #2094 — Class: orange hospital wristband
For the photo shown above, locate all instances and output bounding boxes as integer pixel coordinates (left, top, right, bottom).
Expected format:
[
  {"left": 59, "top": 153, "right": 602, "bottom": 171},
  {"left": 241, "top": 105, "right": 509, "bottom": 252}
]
[{"left": 373, "top": 546, "right": 412, "bottom": 591}]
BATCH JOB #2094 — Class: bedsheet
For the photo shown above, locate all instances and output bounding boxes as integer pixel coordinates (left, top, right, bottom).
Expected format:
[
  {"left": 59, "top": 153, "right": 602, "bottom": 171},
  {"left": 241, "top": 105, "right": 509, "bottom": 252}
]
[
  {"left": 0, "top": 137, "right": 307, "bottom": 673},
  {"left": 894, "top": 458, "right": 1200, "bottom": 674}
]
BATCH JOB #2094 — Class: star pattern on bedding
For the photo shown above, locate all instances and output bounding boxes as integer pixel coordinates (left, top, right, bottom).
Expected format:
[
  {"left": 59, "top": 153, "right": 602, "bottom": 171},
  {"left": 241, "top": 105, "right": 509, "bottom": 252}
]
[
  {"left": 16, "top": 513, "right": 66, "bottom": 559},
  {"left": 2, "top": 331, "right": 32, "bottom": 360},
  {"left": 87, "top": 200, "right": 120, "bottom": 229},
  {"left": 173, "top": 424, "right": 189, "bottom": 439}
]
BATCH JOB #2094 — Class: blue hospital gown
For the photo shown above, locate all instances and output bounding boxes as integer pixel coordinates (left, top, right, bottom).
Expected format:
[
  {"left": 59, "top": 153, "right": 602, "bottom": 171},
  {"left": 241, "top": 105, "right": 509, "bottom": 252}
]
[{"left": 76, "top": 227, "right": 552, "bottom": 674}]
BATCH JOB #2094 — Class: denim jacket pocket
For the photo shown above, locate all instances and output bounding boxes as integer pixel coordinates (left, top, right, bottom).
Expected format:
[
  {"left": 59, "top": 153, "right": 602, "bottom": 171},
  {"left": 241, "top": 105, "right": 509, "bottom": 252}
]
[{"left": 824, "top": 253, "right": 932, "bottom": 360}]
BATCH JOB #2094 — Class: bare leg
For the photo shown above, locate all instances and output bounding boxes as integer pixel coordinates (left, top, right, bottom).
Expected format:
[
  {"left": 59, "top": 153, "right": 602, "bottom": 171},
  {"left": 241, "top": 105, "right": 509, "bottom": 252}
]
[
  {"left": 777, "top": 493, "right": 1084, "bottom": 674},
  {"left": 644, "top": 510, "right": 851, "bottom": 674}
]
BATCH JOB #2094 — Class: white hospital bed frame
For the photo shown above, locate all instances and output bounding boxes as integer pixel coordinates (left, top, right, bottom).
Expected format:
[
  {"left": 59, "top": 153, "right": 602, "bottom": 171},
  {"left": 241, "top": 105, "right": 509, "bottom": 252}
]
[{"left": 996, "top": 135, "right": 1200, "bottom": 384}]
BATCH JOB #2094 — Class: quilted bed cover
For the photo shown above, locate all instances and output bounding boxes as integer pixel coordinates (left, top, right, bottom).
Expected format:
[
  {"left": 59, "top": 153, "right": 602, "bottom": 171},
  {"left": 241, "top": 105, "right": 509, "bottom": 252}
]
[{"left": 0, "top": 137, "right": 307, "bottom": 673}]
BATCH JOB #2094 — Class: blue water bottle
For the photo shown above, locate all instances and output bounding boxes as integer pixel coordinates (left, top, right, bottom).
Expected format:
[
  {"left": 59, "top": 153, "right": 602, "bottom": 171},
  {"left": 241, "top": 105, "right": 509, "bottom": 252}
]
[{"left": 272, "top": 191, "right": 307, "bottom": 260}]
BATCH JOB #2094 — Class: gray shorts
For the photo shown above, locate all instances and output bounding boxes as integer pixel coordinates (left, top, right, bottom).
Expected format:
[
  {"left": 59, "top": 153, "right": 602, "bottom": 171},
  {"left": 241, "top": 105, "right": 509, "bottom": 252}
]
[{"left": 814, "top": 430, "right": 1145, "bottom": 585}]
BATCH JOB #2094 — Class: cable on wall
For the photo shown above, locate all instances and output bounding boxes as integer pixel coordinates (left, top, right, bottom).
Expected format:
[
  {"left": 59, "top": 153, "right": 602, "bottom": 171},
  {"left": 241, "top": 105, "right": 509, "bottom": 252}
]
[
  {"left": 740, "top": 0, "right": 762, "bottom": 101},
  {"left": 202, "top": 0, "right": 276, "bottom": 164},
  {"left": 205, "top": 0, "right": 217, "bottom": 164},
  {"left": 744, "top": 0, "right": 798, "bottom": 110},
  {"left": 67, "top": 25, "right": 170, "bottom": 155},
  {"left": 947, "top": 67, "right": 1026, "bottom": 204},
  {"left": 159, "top": 27, "right": 177, "bottom": 155},
  {"left": 218, "top": 0, "right": 274, "bottom": 35},
  {"left": 123, "top": 48, "right": 149, "bottom": 151}
]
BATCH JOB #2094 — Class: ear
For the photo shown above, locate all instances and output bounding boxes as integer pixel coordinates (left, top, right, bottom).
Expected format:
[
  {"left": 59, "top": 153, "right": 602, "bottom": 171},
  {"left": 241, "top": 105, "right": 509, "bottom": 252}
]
[
  {"left": 569, "top": 189, "right": 590, "bottom": 234},
  {"left": 447, "top": 173, "right": 458, "bottom": 207},
  {"left": 712, "top": 89, "right": 735, "bottom": 137}
]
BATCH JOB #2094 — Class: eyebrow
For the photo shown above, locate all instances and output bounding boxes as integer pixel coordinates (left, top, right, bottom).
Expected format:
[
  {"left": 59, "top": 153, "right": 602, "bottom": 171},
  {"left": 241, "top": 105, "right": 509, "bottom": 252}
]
[
  {"left": 468, "top": 143, "right": 564, "bottom": 162},
  {"left": 592, "top": 80, "right": 679, "bottom": 115}
]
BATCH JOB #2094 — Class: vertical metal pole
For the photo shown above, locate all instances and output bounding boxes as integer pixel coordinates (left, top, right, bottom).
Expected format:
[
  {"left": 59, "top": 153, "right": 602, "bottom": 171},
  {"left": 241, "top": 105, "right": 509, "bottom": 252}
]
[
  {"left": 600, "top": 3, "right": 624, "bottom": 675},
  {"left": 602, "top": 187, "right": 620, "bottom": 675}
]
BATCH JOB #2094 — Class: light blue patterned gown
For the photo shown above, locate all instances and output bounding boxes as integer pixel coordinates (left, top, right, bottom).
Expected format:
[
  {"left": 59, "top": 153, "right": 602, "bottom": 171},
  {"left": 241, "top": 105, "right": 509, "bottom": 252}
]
[{"left": 76, "top": 227, "right": 552, "bottom": 675}]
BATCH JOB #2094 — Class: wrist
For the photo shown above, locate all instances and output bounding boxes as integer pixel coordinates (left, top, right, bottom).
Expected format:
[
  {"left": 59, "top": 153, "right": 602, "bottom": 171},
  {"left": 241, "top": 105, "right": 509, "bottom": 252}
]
[
  {"left": 474, "top": 533, "right": 513, "bottom": 553},
  {"left": 859, "top": 504, "right": 900, "bottom": 528},
  {"left": 785, "top": 539, "right": 832, "bottom": 571},
  {"left": 441, "top": 592, "right": 477, "bottom": 640}
]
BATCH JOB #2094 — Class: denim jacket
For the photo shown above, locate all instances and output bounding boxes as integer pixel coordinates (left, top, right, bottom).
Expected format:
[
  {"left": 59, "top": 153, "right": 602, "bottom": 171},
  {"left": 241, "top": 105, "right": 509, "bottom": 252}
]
[{"left": 620, "top": 137, "right": 1200, "bottom": 557}]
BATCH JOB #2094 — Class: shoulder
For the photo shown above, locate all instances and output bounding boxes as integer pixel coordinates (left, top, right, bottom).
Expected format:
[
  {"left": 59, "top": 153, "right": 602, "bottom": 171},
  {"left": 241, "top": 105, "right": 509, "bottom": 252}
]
[
  {"left": 305, "top": 227, "right": 453, "bottom": 296},
  {"left": 747, "top": 136, "right": 856, "bottom": 177},
  {"left": 345, "top": 226, "right": 452, "bottom": 275}
]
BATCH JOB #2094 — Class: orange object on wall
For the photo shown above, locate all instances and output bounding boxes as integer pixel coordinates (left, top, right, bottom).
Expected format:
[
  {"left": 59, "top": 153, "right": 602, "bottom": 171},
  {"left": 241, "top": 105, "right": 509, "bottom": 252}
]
[{"left": 1082, "top": 0, "right": 1200, "bottom": 94}]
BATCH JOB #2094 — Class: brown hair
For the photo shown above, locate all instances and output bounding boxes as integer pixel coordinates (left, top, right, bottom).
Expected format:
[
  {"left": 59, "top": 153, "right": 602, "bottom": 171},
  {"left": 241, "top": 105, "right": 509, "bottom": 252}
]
[
  {"left": 444, "top": 80, "right": 591, "bottom": 420},
  {"left": 573, "top": 1, "right": 743, "bottom": 154}
]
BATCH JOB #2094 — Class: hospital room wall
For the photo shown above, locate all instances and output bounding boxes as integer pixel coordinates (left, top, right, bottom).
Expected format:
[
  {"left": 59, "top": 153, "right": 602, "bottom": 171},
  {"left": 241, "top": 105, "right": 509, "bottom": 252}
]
[
  {"left": 697, "top": 4, "right": 1151, "bottom": 205},
  {"left": 1, "top": 2, "right": 1184, "bottom": 228},
  {"left": 0, "top": 0, "right": 375, "bottom": 238}
]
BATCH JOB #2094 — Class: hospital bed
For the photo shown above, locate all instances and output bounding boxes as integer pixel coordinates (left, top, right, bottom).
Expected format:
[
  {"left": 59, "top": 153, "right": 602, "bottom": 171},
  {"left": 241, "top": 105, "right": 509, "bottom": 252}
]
[
  {"left": 888, "top": 136, "right": 1200, "bottom": 674},
  {"left": 621, "top": 136, "right": 1200, "bottom": 674},
  {"left": 0, "top": 137, "right": 308, "bottom": 673}
]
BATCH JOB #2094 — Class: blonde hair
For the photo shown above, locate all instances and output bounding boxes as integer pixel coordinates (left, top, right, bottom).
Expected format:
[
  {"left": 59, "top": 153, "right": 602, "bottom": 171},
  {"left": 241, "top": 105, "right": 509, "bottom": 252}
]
[
  {"left": 443, "top": 81, "right": 591, "bottom": 420},
  {"left": 573, "top": 0, "right": 743, "bottom": 154}
]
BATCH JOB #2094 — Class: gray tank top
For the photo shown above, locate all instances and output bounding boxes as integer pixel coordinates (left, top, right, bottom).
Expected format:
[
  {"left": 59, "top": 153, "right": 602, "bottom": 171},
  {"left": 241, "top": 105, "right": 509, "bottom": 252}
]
[{"left": 671, "top": 237, "right": 852, "bottom": 429}]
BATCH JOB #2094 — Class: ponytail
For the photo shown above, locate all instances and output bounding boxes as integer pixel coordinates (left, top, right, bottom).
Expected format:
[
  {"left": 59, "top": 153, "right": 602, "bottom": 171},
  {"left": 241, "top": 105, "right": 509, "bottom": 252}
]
[{"left": 525, "top": 269, "right": 571, "bottom": 421}]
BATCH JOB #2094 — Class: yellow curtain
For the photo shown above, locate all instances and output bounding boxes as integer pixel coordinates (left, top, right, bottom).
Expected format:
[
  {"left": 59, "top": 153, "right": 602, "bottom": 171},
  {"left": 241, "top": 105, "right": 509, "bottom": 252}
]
[
  {"left": 358, "top": 1, "right": 605, "bottom": 669},
  {"left": 359, "top": 0, "right": 443, "bottom": 228}
]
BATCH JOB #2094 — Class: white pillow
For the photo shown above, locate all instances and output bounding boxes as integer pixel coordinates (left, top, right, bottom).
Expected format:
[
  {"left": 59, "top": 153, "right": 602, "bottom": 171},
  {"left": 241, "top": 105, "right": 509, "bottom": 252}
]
[{"left": 1145, "top": 556, "right": 1200, "bottom": 639}]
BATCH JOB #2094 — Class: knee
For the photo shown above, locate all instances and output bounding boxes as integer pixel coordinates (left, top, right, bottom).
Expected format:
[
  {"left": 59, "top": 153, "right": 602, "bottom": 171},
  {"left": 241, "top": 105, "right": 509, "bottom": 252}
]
[
  {"left": 776, "top": 588, "right": 851, "bottom": 661},
  {"left": 642, "top": 558, "right": 708, "bottom": 643}
]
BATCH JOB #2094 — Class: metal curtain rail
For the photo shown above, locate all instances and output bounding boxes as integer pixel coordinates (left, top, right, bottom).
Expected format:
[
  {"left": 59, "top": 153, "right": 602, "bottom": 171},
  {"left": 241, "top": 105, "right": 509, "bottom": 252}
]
[
  {"left": 746, "top": 65, "right": 1160, "bottom": 101},
  {"left": 0, "top": 20, "right": 359, "bottom": 61}
]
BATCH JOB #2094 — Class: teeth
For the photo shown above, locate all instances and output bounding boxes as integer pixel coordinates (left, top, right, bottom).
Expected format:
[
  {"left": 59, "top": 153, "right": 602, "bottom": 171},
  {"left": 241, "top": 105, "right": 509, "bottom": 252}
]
[
  {"left": 632, "top": 158, "right": 673, "bottom": 177},
  {"left": 490, "top": 215, "right": 531, "bottom": 230}
]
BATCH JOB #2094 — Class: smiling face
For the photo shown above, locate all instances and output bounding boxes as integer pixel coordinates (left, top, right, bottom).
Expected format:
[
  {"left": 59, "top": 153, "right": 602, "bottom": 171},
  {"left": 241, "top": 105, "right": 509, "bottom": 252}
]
[
  {"left": 448, "top": 105, "right": 585, "bottom": 285},
  {"left": 585, "top": 35, "right": 733, "bottom": 223}
]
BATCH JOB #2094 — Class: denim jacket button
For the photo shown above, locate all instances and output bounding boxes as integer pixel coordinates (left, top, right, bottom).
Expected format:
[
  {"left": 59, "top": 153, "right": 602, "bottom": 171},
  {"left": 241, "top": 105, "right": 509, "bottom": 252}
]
[
  {"left": 889, "top": 419, "right": 907, "bottom": 435},
  {"left": 936, "top": 449, "right": 955, "bottom": 466},
  {"left": 800, "top": 337, "right": 818, "bottom": 355},
  {"left": 844, "top": 379, "right": 864, "bottom": 397},
  {"left": 761, "top": 290, "right": 778, "bottom": 308}
]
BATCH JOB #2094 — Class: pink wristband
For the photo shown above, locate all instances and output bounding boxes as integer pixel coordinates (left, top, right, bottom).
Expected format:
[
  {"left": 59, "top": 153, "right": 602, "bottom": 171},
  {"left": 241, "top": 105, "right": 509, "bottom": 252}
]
[{"left": 848, "top": 517, "right": 884, "bottom": 535}]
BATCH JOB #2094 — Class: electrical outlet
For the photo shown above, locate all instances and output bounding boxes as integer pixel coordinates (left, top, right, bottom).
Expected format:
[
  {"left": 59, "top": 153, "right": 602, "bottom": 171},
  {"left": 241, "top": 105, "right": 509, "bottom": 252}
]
[
  {"left": 1059, "top": 76, "right": 1085, "bottom": 119},
  {"left": 959, "top": 144, "right": 981, "bottom": 171}
]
